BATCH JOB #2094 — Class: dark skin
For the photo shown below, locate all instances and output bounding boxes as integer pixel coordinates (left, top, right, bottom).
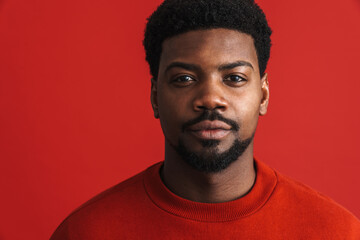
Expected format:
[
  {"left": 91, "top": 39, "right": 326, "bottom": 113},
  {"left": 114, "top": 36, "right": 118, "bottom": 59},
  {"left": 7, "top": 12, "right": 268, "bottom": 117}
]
[{"left": 151, "top": 28, "right": 269, "bottom": 203}]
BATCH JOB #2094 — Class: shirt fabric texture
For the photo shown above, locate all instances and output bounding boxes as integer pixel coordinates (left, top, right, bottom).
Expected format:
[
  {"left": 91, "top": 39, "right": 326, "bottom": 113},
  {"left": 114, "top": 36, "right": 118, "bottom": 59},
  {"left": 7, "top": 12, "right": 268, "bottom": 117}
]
[{"left": 50, "top": 159, "right": 360, "bottom": 239}]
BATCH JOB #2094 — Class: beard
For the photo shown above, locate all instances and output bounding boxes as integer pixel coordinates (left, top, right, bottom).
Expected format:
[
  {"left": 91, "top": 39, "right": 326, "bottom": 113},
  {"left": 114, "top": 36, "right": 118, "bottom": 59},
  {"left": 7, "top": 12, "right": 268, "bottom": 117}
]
[
  {"left": 174, "top": 136, "right": 254, "bottom": 173},
  {"left": 171, "top": 110, "right": 254, "bottom": 173}
]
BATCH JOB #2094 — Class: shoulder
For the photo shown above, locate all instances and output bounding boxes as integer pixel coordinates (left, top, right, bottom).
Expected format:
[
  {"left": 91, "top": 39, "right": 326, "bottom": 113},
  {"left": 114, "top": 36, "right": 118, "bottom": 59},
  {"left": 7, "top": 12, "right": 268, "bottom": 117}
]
[
  {"left": 50, "top": 162, "right": 162, "bottom": 240},
  {"left": 275, "top": 171, "right": 353, "bottom": 215},
  {"left": 268, "top": 168, "right": 360, "bottom": 234},
  {"left": 72, "top": 167, "right": 147, "bottom": 214}
]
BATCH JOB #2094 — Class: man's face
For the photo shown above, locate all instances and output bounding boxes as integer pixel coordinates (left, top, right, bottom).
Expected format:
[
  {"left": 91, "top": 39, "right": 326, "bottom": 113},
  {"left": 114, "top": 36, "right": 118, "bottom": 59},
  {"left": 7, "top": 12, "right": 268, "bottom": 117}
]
[{"left": 151, "top": 28, "right": 269, "bottom": 172}]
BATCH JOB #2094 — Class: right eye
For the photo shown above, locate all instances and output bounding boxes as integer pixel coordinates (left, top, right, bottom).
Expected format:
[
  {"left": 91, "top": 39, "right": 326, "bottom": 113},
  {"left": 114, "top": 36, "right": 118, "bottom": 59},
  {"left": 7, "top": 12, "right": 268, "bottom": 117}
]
[
  {"left": 174, "top": 75, "right": 194, "bottom": 82},
  {"left": 171, "top": 75, "right": 195, "bottom": 86}
]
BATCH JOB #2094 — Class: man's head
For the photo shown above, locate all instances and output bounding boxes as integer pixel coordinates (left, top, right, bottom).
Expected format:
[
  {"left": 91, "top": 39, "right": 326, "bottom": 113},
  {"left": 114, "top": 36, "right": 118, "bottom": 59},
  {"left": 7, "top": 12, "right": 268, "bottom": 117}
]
[
  {"left": 144, "top": 0, "right": 271, "bottom": 173},
  {"left": 143, "top": 0, "right": 272, "bottom": 80}
]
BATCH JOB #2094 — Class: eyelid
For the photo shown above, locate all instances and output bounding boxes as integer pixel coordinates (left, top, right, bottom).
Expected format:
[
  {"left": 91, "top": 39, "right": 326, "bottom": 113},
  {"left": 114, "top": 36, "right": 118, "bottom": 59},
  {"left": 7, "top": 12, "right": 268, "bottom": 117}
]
[
  {"left": 170, "top": 74, "right": 197, "bottom": 87},
  {"left": 224, "top": 73, "right": 247, "bottom": 82},
  {"left": 171, "top": 74, "right": 196, "bottom": 82}
]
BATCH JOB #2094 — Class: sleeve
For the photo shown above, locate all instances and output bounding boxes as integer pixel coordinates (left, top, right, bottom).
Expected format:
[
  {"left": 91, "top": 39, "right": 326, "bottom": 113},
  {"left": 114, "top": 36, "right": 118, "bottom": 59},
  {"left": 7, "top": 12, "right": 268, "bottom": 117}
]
[{"left": 50, "top": 220, "right": 71, "bottom": 240}]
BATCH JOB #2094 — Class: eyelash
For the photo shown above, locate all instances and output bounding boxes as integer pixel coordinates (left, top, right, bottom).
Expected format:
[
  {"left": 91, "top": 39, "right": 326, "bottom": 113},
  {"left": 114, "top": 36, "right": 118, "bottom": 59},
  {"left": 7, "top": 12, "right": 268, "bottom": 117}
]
[
  {"left": 173, "top": 75, "right": 195, "bottom": 82},
  {"left": 171, "top": 74, "right": 247, "bottom": 86},
  {"left": 224, "top": 74, "right": 247, "bottom": 83}
]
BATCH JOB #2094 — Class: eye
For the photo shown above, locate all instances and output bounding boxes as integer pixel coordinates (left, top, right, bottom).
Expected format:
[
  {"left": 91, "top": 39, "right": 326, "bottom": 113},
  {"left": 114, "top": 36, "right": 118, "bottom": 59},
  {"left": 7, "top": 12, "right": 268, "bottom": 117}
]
[
  {"left": 176, "top": 75, "right": 193, "bottom": 82},
  {"left": 171, "top": 75, "right": 195, "bottom": 87},
  {"left": 223, "top": 74, "right": 248, "bottom": 87},
  {"left": 224, "top": 75, "right": 246, "bottom": 83}
]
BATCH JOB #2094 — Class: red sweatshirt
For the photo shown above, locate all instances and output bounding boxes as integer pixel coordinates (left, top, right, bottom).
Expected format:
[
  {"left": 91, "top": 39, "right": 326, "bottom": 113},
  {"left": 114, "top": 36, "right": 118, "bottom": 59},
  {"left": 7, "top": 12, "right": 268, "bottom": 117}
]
[{"left": 51, "top": 160, "right": 360, "bottom": 239}]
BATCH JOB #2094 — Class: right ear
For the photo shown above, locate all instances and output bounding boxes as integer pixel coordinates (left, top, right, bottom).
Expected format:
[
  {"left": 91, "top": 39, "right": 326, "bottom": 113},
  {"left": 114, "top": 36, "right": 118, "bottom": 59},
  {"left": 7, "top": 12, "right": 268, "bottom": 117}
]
[
  {"left": 150, "top": 78, "right": 159, "bottom": 119},
  {"left": 259, "top": 73, "right": 269, "bottom": 116}
]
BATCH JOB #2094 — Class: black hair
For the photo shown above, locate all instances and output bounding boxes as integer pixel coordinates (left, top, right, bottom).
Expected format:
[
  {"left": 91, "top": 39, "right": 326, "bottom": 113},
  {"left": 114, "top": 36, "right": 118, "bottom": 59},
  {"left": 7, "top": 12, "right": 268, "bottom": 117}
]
[{"left": 143, "top": 0, "right": 272, "bottom": 80}]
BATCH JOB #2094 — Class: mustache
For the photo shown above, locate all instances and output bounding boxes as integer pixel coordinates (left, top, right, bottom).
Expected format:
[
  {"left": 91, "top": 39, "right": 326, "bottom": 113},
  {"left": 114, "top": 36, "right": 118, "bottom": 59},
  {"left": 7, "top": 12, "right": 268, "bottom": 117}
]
[{"left": 181, "top": 111, "right": 240, "bottom": 132}]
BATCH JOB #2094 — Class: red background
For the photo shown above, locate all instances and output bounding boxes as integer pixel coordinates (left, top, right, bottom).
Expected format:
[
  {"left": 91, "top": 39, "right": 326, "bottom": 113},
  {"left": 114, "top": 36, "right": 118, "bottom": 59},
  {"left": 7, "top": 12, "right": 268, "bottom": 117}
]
[{"left": 1, "top": 0, "right": 359, "bottom": 239}]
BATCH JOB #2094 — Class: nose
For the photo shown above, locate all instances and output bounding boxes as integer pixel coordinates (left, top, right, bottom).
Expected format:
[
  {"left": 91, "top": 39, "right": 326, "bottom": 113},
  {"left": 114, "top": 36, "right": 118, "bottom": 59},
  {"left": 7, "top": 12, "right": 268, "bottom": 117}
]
[{"left": 192, "top": 79, "right": 228, "bottom": 112}]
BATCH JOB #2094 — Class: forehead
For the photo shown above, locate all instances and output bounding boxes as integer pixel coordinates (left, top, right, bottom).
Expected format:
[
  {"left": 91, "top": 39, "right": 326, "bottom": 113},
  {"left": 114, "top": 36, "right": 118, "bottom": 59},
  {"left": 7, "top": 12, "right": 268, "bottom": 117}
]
[{"left": 159, "top": 28, "right": 259, "bottom": 73}]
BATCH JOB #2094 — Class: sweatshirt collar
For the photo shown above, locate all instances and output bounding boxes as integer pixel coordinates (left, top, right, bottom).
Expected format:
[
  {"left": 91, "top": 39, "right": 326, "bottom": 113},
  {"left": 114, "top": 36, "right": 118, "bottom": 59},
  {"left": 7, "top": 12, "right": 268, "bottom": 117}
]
[{"left": 143, "top": 159, "right": 277, "bottom": 222}]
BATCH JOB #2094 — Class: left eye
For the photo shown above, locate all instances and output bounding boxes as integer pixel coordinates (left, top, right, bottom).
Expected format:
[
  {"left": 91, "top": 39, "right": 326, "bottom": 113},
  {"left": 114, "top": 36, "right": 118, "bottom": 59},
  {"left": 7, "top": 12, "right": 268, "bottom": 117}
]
[{"left": 224, "top": 75, "right": 246, "bottom": 82}]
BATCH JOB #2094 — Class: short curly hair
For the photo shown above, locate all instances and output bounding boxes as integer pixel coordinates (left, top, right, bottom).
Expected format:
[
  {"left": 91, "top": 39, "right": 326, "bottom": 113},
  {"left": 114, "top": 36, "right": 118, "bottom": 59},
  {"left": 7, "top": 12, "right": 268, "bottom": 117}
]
[{"left": 143, "top": 0, "right": 272, "bottom": 80}]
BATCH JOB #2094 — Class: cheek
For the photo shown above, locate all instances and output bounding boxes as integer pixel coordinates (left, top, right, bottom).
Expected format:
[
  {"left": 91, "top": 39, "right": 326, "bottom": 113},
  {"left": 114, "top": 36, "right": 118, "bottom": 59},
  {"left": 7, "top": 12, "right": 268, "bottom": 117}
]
[
  {"left": 157, "top": 85, "right": 193, "bottom": 122},
  {"left": 234, "top": 93, "right": 262, "bottom": 137},
  {"left": 157, "top": 90, "right": 187, "bottom": 142}
]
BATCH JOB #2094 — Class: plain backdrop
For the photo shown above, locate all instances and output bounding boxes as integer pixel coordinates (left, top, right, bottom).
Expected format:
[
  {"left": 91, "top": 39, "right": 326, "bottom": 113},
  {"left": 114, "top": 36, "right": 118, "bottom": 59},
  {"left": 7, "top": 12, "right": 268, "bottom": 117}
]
[{"left": 0, "top": 0, "right": 359, "bottom": 239}]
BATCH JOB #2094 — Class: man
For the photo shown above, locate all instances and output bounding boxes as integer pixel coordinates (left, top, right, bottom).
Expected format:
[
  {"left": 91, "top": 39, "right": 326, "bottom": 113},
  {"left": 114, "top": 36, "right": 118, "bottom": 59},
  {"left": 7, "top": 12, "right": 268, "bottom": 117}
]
[{"left": 51, "top": 0, "right": 360, "bottom": 239}]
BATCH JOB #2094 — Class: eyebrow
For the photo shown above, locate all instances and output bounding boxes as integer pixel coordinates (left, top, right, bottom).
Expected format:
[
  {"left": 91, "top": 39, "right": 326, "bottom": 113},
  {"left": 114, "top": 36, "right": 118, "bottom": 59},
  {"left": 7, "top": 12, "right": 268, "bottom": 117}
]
[
  {"left": 164, "top": 62, "right": 201, "bottom": 73},
  {"left": 164, "top": 60, "right": 254, "bottom": 74},
  {"left": 218, "top": 61, "right": 254, "bottom": 70}
]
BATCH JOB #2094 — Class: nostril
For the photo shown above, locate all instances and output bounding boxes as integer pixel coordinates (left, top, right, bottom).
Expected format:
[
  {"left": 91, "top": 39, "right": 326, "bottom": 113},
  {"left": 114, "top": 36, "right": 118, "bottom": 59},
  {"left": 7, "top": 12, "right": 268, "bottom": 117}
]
[
  {"left": 196, "top": 106, "right": 207, "bottom": 110},
  {"left": 195, "top": 105, "right": 226, "bottom": 111},
  {"left": 192, "top": 90, "right": 228, "bottom": 112}
]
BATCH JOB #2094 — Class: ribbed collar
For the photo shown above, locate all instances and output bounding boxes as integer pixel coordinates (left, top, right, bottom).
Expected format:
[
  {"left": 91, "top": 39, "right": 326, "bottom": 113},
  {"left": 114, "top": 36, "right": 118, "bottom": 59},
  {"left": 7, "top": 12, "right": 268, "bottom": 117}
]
[{"left": 143, "top": 159, "right": 277, "bottom": 222}]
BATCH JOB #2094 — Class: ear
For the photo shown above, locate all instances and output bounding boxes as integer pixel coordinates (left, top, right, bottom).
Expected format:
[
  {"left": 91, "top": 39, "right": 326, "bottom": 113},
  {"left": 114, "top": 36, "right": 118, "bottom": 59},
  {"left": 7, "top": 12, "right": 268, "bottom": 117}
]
[
  {"left": 150, "top": 78, "right": 159, "bottom": 119},
  {"left": 259, "top": 73, "right": 269, "bottom": 116}
]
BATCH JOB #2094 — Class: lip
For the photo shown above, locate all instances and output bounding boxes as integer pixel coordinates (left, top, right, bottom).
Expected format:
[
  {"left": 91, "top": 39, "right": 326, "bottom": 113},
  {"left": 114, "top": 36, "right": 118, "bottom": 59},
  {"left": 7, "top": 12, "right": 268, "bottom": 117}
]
[
  {"left": 188, "top": 120, "right": 232, "bottom": 131},
  {"left": 187, "top": 120, "right": 232, "bottom": 140},
  {"left": 190, "top": 129, "right": 231, "bottom": 140}
]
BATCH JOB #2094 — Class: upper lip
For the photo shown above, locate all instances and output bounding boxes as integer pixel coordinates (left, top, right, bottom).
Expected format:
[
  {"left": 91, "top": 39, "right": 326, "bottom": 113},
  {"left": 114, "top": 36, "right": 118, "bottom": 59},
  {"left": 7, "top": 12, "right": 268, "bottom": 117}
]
[{"left": 187, "top": 120, "right": 232, "bottom": 131}]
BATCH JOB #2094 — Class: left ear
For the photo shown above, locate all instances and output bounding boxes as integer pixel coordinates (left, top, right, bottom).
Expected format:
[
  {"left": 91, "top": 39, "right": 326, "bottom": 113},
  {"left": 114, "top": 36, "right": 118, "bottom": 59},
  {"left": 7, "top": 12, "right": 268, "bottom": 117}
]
[
  {"left": 150, "top": 78, "right": 160, "bottom": 119},
  {"left": 259, "top": 73, "right": 269, "bottom": 116}
]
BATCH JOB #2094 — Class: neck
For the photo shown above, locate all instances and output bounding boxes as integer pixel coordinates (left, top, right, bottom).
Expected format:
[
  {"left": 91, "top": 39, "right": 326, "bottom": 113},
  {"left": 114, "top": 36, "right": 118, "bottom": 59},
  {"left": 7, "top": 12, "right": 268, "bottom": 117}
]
[{"left": 161, "top": 141, "right": 256, "bottom": 203}]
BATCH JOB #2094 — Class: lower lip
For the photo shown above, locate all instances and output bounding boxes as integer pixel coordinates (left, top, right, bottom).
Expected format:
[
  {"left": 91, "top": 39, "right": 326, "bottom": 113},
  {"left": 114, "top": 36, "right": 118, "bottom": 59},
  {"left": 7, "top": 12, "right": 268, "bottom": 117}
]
[{"left": 190, "top": 129, "right": 230, "bottom": 140}]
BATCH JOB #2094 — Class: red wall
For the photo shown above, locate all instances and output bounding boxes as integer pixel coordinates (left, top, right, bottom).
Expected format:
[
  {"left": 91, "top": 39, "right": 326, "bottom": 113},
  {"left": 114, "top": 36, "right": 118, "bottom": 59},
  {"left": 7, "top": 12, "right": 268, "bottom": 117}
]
[{"left": 0, "top": 0, "right": 359, "bottom": 239}]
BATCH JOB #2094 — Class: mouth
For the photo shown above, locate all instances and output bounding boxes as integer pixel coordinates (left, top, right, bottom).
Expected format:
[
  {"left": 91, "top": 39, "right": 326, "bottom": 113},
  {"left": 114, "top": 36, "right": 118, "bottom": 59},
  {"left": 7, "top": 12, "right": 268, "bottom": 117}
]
[{"left": 187, "top": 120, "right": 232, "bottom": 140}]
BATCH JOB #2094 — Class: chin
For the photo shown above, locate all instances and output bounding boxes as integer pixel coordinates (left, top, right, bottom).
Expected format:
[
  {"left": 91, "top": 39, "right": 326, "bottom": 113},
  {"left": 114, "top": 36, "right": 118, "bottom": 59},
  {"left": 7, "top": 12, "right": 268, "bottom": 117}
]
[{"left": 175, "top": 137, "right": 253, "bottom": 173}]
